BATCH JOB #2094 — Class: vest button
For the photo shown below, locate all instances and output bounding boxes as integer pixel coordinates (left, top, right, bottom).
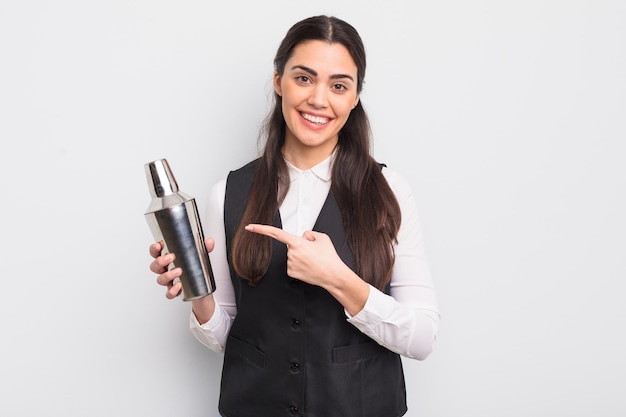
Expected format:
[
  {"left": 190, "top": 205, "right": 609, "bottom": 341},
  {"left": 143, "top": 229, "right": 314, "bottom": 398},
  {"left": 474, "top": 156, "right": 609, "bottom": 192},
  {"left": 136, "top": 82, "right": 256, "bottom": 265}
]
[
  {"left": 290, "top": 362, "right": 300, "bottom": 373},
  {"left": 291, "top": 318, "right": 301, "bottom": 329},
  {"left": 290, "top": 278, "right": 300, "bottom": 287},
  {"left": 289, "top": 405, "right": 299, "bottom": 415}
]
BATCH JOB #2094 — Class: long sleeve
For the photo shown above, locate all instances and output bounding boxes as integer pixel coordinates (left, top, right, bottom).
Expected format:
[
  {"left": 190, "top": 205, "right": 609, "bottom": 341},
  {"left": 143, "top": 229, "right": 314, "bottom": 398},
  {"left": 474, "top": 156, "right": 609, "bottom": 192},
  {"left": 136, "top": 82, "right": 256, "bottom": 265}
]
[
  {"left": 346, "top": 168, "right": 440, "bottom": 360},
  {"left": 188, "top": 179, "right": 236, "bottom": 353}
]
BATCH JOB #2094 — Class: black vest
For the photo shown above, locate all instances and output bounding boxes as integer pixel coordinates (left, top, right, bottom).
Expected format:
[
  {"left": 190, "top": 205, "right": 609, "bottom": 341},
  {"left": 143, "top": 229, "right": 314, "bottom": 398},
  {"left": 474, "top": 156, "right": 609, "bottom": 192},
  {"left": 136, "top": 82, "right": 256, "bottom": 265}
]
[{"left": 219, "top": 159, "right": 407, "bottom": 417}]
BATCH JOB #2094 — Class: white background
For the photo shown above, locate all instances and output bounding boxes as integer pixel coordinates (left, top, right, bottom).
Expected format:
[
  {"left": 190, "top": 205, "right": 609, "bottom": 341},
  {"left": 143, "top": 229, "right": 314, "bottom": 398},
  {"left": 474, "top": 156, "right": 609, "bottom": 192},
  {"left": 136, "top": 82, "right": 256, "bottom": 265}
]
[{"left": 1, "top": 1, "right": 625, "bottom": 416}]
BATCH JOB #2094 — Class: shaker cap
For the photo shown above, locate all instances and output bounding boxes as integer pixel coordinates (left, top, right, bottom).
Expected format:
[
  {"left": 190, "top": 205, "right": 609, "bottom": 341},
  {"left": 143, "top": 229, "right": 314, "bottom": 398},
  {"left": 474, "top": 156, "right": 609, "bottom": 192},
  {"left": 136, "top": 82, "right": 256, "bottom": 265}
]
[{"left": 145, "top": 159, "right": 179, "bottom": 198}]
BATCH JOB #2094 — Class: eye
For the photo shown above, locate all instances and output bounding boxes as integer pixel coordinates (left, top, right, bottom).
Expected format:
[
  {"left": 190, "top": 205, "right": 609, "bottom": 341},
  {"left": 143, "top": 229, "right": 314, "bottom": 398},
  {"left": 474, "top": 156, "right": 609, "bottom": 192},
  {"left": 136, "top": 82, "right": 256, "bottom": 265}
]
[
  {"left": 332, "top": 83, "right": 347, "bottom": 92},
  {"left": 296, "top": 75, "right": 311, "bottom": 84}
]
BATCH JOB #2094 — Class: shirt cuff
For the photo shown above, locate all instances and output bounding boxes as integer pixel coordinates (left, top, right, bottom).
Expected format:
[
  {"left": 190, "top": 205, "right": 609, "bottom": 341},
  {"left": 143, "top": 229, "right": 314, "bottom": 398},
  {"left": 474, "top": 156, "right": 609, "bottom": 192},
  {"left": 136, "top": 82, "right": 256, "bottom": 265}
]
[
  {"left": 190, "top": 302, "right": 223, "bottom": 331},
  {"left": 346, "top": 284, "right": 395, "bottom": 329},
  {"left": 189, "top": 304, "right": 226, "bottom": 353}
]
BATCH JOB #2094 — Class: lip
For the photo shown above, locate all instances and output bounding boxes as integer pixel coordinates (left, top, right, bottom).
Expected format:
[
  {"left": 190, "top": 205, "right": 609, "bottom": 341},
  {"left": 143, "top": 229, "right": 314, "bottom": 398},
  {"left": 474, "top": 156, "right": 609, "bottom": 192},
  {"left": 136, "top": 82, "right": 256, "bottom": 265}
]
[{"left": 299, "top": 111, "right": 333, "bottom": 127}]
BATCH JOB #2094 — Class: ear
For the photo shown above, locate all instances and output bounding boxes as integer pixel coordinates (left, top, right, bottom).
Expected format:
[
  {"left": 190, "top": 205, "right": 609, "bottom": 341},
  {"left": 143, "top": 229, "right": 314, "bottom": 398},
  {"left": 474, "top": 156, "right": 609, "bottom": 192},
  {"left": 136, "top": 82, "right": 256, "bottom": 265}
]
[
  {"left": 353, "top": 96, "right": 360, "bottom": 109},
  {"left": 273, "top": 71, "right": 282, "bottom": 96}
]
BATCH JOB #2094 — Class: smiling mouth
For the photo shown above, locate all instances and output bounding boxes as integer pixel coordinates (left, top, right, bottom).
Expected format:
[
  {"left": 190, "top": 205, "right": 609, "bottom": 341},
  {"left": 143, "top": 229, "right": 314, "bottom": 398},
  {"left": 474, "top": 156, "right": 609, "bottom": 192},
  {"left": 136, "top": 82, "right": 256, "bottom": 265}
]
[{"left": 301, "top": 112, "right": 330, "bottom": 125}]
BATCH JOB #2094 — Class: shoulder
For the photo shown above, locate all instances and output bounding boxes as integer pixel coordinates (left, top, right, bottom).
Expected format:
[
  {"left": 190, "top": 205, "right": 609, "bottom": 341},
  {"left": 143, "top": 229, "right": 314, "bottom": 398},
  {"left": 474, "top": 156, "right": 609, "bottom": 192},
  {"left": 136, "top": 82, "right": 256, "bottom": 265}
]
[
  {"left": 209, "top": 158, "right": 260, "bottom": 204},
  {"left": 229, "top": 158, "right": 260, "bottom": 177},
  {"left": 380, "top": 165, "right": 414, "bottom": 202},
  {"left": 225, "top": 158, "right": 261, "bottom": 189}
]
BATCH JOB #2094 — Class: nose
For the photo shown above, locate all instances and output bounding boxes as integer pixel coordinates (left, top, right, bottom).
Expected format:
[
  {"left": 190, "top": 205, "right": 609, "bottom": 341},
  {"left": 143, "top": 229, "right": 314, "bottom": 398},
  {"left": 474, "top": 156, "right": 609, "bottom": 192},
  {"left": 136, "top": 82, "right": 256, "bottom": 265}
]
[{"left": 307, "top": 84, "right": 328, "bottom": 108}]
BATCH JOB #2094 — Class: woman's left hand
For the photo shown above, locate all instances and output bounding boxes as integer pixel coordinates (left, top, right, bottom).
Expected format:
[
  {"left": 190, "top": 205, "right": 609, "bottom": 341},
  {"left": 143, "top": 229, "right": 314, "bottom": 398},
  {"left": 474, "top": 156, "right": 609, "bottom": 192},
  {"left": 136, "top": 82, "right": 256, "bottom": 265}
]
[
  {"left": 244, "top": 223, "right": 345, "bottom": 288},
  {"left": 244, "top": 223, "right": 370, "bottom": 315}
]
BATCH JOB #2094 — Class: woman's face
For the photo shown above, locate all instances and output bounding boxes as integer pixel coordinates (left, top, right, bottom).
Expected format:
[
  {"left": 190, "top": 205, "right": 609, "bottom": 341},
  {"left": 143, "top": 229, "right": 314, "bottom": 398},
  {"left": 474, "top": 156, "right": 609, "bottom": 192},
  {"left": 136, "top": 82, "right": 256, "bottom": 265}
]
[{"left": 274, "top": 40, "right": 360, "bottom": 167}]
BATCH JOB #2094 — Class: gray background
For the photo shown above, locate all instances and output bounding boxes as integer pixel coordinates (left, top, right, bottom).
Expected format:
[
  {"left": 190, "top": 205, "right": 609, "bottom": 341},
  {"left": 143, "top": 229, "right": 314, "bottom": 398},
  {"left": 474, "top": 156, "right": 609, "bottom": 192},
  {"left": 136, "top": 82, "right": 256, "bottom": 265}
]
[{"left": 1, "top": 1, "right": 624, "bottom": 416}]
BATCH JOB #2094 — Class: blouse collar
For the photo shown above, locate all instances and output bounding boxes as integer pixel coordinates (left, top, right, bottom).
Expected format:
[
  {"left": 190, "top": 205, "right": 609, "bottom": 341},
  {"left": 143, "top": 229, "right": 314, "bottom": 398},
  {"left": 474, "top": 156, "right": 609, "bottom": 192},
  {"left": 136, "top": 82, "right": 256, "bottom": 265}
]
[{"left": 285, "top": 153, "right": 333, "bottom": 183}]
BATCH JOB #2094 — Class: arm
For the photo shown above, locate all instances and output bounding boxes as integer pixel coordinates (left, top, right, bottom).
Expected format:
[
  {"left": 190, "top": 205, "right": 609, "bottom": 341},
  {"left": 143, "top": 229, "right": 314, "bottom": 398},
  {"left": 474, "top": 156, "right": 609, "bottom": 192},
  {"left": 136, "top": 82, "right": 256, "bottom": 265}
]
[
  {"left": 347, "top": 168, "right": 440, "bottom": 360},
  {"left": 187, "top": 179, "right": 237, "bottom": 353}
]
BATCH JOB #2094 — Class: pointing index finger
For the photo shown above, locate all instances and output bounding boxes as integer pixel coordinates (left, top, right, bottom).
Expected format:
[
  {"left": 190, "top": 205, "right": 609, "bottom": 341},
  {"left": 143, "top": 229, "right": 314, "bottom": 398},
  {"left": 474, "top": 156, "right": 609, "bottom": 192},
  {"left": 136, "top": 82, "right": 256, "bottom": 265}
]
[{"left": 245, "top": 224, "right": 297, "bottom": 246}]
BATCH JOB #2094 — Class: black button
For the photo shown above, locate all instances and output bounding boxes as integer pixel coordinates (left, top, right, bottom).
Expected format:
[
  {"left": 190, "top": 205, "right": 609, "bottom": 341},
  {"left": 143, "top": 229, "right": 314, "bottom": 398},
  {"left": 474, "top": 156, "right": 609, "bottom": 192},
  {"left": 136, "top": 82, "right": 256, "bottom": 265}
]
[
  {"left": 291, "top": 318, "right": 300, "bottom": 329},
  {"left": 290, "top": 278, "right": 300, "bottom": 287},
  {"left": 289, "top": 406, "right": 299, "bottom": 415},
  {"left": 290, "top": 362, "right": 300, "bottom": 373}
]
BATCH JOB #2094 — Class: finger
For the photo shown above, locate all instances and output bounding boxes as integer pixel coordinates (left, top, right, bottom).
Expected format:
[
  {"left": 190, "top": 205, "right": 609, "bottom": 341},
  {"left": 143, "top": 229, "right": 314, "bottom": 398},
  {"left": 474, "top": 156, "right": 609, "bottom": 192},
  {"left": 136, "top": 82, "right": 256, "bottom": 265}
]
[
  {"left": 302, "top": 230, "right": 317, "bottom": 242},
  {"left": 166, "top": 280, "right": 183, "bottom": 299},
  {"left": 156, "top": 267, "right": 181, "bottom": 287},
  {"left": 245, "top": 224, "right": 297, "bottom": 246},
  {"left": 204, "top": 237, "right": 215, "bottom": 253},
  {"left": 149, "top": 241, "right": 164, "bottom": 258},
  {"left": 149, "top": 253, "right": 175, "bottom": 274}
]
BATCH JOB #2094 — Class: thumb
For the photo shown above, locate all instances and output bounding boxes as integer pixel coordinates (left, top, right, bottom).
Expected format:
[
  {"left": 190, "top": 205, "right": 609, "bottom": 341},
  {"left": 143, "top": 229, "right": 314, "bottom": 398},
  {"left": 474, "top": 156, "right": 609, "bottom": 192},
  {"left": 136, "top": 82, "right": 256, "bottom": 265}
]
[
  {"left": 204, "top": 237, "right": 216, "bottom": 253},
  {"left": 302, "top": 231, "right": 317, "bottom": 242}
]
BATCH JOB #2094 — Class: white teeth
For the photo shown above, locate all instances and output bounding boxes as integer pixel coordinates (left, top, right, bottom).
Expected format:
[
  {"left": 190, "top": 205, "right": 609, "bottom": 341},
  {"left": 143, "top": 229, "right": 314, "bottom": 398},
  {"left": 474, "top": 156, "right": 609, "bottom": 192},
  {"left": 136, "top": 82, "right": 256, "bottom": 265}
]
[{"left": 302, "top": 113, "right": 329, "bottom": 124}]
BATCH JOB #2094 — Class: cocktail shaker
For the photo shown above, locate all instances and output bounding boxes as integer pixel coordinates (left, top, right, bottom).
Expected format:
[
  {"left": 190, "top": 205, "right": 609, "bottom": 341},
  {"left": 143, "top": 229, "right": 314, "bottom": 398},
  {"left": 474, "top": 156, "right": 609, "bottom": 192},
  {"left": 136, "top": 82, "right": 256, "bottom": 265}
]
[{"left": 144, "top": 158, "right": 216, "bottom": 301}]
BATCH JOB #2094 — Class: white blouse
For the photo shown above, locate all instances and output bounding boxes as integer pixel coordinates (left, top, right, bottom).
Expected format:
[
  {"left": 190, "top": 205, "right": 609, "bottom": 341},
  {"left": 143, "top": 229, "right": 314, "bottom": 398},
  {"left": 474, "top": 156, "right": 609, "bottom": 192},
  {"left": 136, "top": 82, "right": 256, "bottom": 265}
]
[{"left": 189, "top": 156, "right": 440, "bottom": 360}]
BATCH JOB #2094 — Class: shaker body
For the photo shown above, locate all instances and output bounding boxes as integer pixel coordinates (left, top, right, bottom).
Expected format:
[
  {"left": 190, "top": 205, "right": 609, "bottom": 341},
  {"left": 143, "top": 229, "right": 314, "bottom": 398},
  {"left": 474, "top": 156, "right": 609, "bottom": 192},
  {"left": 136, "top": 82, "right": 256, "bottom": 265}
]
[{"left": 145, "top": 200, "right": 216, "bottom": 301}]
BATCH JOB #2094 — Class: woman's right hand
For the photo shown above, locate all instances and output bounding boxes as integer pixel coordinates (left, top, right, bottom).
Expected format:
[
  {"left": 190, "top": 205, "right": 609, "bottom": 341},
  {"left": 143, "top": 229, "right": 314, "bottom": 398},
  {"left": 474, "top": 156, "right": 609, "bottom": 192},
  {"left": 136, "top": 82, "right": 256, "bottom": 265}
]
[
  {"left": 149, "top": 241, "right": 183, "bottom": 299},
  {"left": 148, "top": 239, "right": 217, "bottom": 324}
]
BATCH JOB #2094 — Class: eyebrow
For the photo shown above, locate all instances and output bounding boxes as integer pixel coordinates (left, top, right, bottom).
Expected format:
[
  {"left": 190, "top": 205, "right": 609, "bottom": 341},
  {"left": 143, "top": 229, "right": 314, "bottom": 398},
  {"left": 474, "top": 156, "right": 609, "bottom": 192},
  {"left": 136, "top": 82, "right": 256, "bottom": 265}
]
[{"left": 290, "top": 65, "right": 355, "bottom": 82}]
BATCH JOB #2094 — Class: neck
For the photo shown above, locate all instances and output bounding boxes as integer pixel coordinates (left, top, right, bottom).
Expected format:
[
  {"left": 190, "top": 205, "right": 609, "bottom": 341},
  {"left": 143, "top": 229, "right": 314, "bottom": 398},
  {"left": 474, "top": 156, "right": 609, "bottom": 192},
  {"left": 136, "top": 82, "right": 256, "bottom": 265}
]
[
  {"left": 282, "top": 148, "right": 333, "bottom": 170},
  {"left": 282, "top": 141, "right": 337, "bottom": 170}
]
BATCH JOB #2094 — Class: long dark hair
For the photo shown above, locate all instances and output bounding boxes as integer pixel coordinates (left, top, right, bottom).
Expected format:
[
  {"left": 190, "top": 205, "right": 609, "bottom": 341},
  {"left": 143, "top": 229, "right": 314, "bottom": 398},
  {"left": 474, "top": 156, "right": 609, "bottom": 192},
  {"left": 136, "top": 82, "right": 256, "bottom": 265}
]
[{"left": 232, "top": 15, "right": 401, "bottom": 291}]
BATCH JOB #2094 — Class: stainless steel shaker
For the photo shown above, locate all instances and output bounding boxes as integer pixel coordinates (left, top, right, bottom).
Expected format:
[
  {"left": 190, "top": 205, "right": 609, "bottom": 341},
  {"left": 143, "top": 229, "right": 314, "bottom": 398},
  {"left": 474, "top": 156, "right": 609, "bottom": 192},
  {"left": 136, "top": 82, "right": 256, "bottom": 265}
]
[{"left": 144, "top": 158, "right": 216, "bottom": 301}]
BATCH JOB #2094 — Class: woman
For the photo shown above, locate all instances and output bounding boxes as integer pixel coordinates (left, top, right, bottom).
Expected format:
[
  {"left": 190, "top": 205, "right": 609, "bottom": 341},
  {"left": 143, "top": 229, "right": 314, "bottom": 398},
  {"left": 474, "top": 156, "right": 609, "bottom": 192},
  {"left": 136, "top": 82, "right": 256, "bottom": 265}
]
[{"left": 149, "top": 15, "right": 439, "bottom": 417}]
